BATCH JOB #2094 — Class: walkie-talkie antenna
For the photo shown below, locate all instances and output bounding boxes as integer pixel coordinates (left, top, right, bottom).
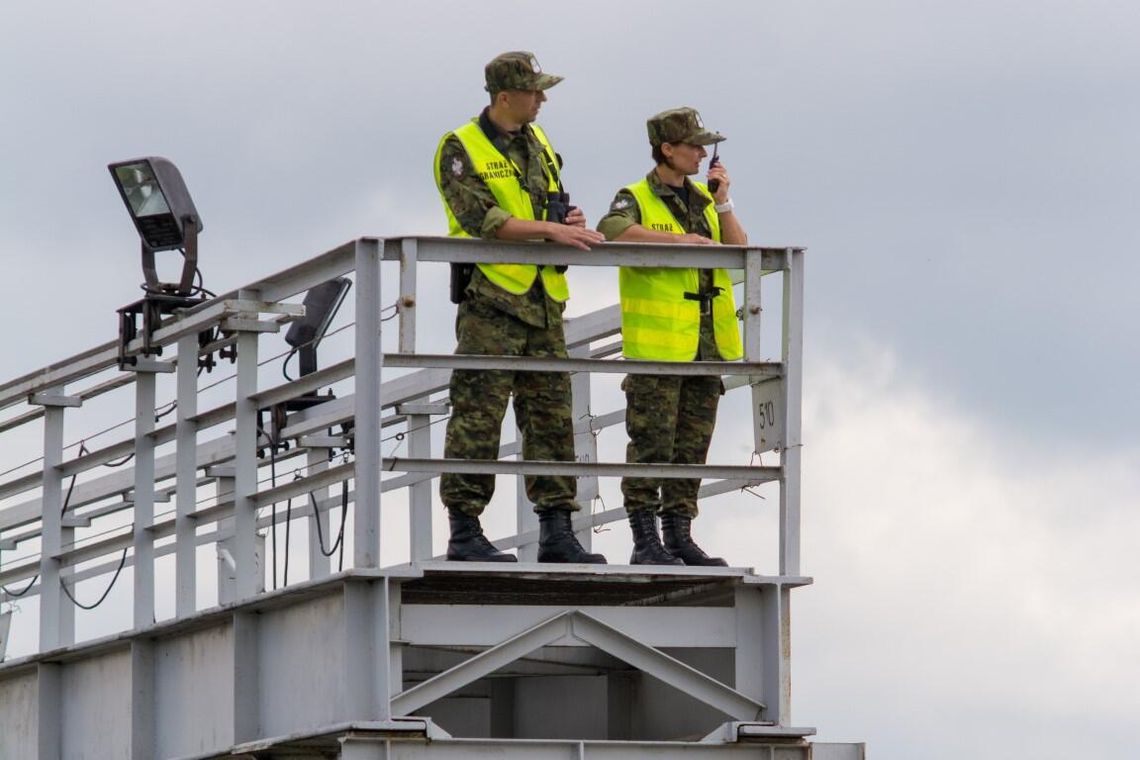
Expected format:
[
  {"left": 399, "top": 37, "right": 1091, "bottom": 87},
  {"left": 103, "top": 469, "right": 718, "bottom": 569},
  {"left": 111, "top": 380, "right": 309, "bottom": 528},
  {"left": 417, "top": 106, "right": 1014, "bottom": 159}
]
[{"left": 707, "top": 143, "right": 721, "bottom": 194}]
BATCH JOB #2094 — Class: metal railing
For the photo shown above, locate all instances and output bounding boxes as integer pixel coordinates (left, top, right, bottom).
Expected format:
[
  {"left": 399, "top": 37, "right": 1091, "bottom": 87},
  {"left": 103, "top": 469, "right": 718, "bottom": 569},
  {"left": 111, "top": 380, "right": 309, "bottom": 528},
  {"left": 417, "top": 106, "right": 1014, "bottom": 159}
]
[{"left": 0, "top": 236, "right": 804, "bottom": 657}]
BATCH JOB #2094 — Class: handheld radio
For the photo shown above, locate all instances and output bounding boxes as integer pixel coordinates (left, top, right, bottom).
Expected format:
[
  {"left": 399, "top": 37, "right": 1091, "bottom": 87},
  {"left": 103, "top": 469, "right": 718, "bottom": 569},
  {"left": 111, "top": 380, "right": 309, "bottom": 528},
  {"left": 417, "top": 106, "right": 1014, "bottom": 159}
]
[{"left": 707, "top": 143, "right": 722, "bottom": 195}]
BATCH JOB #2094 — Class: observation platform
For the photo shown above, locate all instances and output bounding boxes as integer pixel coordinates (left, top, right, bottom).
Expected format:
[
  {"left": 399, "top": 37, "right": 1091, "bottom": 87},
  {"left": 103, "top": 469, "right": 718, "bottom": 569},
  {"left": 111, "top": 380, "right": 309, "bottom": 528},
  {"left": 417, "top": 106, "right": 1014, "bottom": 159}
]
[{"left": 0, "top": 237, "right": 865, "bottom": 759}]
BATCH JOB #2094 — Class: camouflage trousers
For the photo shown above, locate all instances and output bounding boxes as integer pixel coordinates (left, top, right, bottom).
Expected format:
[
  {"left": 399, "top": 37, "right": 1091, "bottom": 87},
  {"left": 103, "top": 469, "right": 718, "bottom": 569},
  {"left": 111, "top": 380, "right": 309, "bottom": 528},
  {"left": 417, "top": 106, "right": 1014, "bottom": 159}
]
[
  {"left": 621, "top": 373, "right": 724, "bottom": 518},
  {"left": 440, "top": 296, "right": 579, "bottom": 517}
]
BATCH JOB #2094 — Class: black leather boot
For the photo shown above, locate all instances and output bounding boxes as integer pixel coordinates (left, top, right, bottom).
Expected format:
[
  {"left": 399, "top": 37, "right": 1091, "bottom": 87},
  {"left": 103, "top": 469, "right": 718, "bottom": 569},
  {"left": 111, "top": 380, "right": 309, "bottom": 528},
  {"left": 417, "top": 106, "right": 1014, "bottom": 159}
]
[
  {"left": 446, "top": 509, "right": 517, "bottom": 562},
  {"left": 660, "top": 512, "right": 728, "bottom": 566},
  {"left": 538, "top": 509, "right": 607, "bottom": 564},
  {"left": 628, "top": 510, "right": 683, "bottom": 565}
]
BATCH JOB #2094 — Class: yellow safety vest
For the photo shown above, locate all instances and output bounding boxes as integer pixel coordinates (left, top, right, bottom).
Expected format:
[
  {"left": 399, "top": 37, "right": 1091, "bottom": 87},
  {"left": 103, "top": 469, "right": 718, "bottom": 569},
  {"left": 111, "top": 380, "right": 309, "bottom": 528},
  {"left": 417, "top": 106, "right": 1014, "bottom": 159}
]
[
  {"left": 433, "top": 120, "right": 570, "bottom": 302},
  {"left": 619, "top": 178, "right": 743, "bottom": 361}
]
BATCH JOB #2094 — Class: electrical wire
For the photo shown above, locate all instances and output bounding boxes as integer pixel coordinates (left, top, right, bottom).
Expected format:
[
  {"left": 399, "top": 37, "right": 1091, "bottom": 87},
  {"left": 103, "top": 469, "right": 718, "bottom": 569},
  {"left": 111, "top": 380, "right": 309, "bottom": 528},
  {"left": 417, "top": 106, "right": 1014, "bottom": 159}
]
[
  {"left": 0, "top": 457, "right": 44, "bottom": 479},
  {"left": 282, "top": 349, "right": 298, "bottom": 382},
  {"left": 2, "top": 574, "right": 38, "bottom": 599},
  {"left": 310, "top": 479, "right": 348, "bottom": 562},
  {"left": 58, "top": 442, "right": 87, "bottom": 517},
  {"left": 59, "top": 549, "right": 129, "bottom": 610},
  {"left": 103, "top": 452, "right": 135, "bottom": 467},
  {"left": 154, "top": 401, "right": 178, "bottom": 421},
  {"left": 193, "top": 267, "right": 217, "bottom": 299},
  {"left": 259, "top": 425, "right": 282, "bottom": 590}
]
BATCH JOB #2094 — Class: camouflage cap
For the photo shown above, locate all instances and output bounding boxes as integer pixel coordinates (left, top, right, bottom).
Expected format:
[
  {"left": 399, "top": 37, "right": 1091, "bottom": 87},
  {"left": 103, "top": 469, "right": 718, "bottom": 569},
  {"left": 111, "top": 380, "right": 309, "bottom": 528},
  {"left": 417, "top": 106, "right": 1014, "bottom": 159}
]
[
  {"left": 647, "top": 107, "right": 725, "bottom": 147},
  {"left": 484, "top": 51, "right": 564, "bottom": 93}
]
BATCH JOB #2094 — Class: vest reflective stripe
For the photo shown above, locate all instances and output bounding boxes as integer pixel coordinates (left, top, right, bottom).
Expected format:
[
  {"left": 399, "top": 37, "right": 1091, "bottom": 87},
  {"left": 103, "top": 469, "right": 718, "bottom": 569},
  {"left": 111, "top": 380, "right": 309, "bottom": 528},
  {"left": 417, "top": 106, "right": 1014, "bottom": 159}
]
[
  {"left": 619, "top": 179, "right": 743, "bottom": 361},
  {"left": 433, "top": 121, "right": 569, "bottom": 302}
]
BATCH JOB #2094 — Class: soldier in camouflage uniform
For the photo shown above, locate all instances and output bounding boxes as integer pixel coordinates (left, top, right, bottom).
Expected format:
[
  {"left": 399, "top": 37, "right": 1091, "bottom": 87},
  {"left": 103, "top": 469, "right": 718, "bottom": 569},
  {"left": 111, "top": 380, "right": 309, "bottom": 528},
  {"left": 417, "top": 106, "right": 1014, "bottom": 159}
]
[
  {"left": 597, "top": 107, "right": 749, "bottom": 566},
  {"left": 433, "top": 51, "right": 607, "bottom": 563}
]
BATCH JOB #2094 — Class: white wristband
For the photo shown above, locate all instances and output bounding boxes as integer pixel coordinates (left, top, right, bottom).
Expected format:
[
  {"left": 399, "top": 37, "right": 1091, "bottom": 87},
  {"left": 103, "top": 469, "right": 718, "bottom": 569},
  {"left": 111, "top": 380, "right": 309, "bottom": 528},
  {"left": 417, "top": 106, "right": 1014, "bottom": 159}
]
[{"left": 714, "top": 198, "right": 735, "bottom": 214}]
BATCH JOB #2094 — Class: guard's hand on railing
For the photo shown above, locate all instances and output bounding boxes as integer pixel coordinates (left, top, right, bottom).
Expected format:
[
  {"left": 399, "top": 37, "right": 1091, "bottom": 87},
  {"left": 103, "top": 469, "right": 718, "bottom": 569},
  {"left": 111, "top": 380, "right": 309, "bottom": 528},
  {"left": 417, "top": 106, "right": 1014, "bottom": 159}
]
[
  {"left": 678, "top": 233, "right": 715, "bottom": 245},
  {"left": 547, "top": 223, "right": 605, "bottom": 251}
]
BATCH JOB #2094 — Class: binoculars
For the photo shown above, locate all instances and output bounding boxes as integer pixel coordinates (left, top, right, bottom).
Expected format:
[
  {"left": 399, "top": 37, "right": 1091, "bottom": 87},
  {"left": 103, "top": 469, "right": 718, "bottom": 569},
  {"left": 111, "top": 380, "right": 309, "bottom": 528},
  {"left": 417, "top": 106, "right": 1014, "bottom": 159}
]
[
  {"left": 545, "top": 191, "right": 573, "bottom": 224},
  {"left": 546, "top": 192, "right": 573, "bottom": 273}
]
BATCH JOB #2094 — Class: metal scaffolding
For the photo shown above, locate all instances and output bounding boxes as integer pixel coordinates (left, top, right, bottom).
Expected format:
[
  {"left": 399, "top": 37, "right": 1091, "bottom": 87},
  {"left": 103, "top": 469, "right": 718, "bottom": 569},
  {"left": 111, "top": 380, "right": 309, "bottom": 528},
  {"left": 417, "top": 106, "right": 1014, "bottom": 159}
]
[{"left": 0, "top": 237, "right": 863, "bottom": 759}]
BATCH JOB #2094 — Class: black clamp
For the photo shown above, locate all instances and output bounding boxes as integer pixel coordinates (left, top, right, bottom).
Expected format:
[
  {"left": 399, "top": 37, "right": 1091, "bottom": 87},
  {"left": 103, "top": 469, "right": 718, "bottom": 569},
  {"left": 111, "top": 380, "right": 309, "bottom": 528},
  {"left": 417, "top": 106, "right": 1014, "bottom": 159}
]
[{"left": 683, "top": 286, "right": 724, "bottom": 316}]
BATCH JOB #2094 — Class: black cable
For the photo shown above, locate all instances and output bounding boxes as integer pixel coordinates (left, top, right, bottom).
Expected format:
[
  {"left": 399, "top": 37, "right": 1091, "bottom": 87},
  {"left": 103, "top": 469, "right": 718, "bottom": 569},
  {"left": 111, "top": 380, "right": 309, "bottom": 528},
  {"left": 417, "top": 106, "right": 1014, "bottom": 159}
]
[
  {"left": 310, "top": 480, "right": 348, "bottom": 559},
  {"left": 103, "top": 452, "right": 136, "bottom": 468},
  {"left": 282, "top": 349, "right": 297, "bottom": 382},
  {"left": 154, "top": 401, "right": 178, "bottom": 421},
  {"left": 61, "top": 472, "right": 77, "bottom": 517},
  {"left": 194, "top": 267, "right": 217, "bottom": 299},
  {"left": 7, "top": 441, "right": 80, "bottom": 596},
  {"left": 2, "top": 574, "right": 38, "bottom": 598},
  {"left": 59, "top": 442, "right": 86, "bottom": 516},
  {"left": 265, "top": 427, "right": 279, "bottom": 590},
  {"left": 59, "top": 549, "right": 128, "bottom": 610}
]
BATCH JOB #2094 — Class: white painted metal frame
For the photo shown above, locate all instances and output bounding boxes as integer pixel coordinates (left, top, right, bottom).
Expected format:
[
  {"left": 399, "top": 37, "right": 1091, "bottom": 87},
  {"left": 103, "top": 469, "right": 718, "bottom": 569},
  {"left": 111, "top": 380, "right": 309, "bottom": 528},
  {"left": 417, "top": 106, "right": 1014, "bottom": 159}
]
[{"left": 0, "top": 236, "right": 818, "bottom": 759}]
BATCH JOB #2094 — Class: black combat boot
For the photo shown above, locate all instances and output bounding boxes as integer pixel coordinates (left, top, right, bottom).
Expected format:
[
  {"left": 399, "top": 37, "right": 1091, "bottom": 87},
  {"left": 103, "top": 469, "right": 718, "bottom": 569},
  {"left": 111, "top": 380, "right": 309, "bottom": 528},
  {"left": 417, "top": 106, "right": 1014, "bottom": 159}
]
[
  {"left": 628, "top": 510, "right": 683, "bottom": 565},
  {"left": 538, "top": 509, "right": 607, "bottom": 564},
  {"left": 660, "top": 512, "right": 728, "bottom": 566},
  {"left": 446, "top": 509, "right": 517, "bottom": 562}
]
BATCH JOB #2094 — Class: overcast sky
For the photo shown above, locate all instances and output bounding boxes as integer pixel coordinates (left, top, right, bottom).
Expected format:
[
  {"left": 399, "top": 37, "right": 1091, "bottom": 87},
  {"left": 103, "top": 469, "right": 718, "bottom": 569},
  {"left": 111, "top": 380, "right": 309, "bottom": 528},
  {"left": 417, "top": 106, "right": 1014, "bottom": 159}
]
[{"left": 2, "top": 2, "right": 1138, "bottom": 758}]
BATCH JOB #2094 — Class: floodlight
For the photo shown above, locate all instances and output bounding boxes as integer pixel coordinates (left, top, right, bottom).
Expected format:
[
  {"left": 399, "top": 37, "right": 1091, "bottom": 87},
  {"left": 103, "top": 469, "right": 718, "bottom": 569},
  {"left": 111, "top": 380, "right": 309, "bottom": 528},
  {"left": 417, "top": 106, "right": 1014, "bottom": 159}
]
[
  {"left": 108, "top": 157, "right": 203, "bottom": 296},
  {"left": 263, "top": 277, "right": 353, "bottom": 451},
  {"left": 285, "top": 277, "right": 352, "bottom": 377}
]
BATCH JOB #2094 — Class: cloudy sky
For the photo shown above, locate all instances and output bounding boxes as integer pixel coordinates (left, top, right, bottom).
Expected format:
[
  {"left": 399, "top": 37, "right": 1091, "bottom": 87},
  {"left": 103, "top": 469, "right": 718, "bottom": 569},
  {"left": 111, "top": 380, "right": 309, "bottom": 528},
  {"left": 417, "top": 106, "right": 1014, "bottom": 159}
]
[{"left": 2, "top": 1, "right": 1138, "bottom": 758}]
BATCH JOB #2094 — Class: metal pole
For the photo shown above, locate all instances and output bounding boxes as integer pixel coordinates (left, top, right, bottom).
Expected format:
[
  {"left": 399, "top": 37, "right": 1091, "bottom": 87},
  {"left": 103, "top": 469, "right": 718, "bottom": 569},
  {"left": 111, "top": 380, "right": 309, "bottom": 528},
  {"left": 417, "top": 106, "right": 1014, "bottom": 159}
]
[
  {"left": 779, "top": 249, "right": 804, "bottom": 577},
  {"left": 354, "top": 239, "right": 382, "bottom": 568},
  {"left": 133, "top": 369, "right": 157, "bottom": 628},
  {"left": 174, "top": 334, "right": 198, "bottom": 617},
  {"left": 743, "top": 248, "right": 766, "bottom": 571},
  {"left": 234, "top": 290, "right": 261, "bottom": 600},
  {"left": 516, "top": 457, "right": 537, "bottom": 562},
  {"left": 397, "top": 240, "right": 434, "bottom": 563},
  {"left": 569, "top": 343, "right": 597, "bottom": 551},
  {"left": 36, "top": 390, "right": 74, "bottom": 650},
  {"left": 760, "top": 585, "right": 793, "bottom": 724},
  {"left": 398, "top": 238, "right": 418, "bottom": 355},
  {"left": 404, "top": 411, "right": 434, "bottom": 562}
]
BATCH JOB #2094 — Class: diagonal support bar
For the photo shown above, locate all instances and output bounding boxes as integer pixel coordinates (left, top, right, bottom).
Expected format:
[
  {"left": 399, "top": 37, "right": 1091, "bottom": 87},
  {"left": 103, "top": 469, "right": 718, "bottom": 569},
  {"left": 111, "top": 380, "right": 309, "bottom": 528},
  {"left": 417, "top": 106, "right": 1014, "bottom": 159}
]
[
  {"left": 391, "top": 610, "right": 574, "bottom": 716},
  {"left": 570, "top": 611, "right": 766, "bottom": 721}
]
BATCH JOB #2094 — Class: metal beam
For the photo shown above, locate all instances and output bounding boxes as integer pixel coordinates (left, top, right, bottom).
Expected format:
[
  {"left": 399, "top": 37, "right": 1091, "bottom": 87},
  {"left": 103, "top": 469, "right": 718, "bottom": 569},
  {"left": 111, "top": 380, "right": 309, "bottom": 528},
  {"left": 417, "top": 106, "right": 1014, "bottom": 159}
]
[
  {"left": 568, "top": 612, "right": 765, "bottom": 722},
  {"left": 384, "top": 354, "right": 781, "bottom": 377},
  {"left": 354, "top": 238, "right": 383, "bottom": 569},
  {"left": 383, "top": 458, "right": 781, "bottom": 482},
  {"left": 779, "top": 249, "right": 805, "bottom": 577},
  {"left": 400, "top": 236, "right": 790, "bottom": 271},
  {"left": 233, "top": 292, "right": 261, "bottom": 600},
  {"left": 391, "top": 610, "right": 574, "bottom": 716},
  {"left": 37, "top": 392, "right": 72, "bottom": 651},
  {"left": 132, "top": 367, "right": 157, "bottom": 628},
  {"left": 174, "top": 333, "right": 198, "bottom": 618}
]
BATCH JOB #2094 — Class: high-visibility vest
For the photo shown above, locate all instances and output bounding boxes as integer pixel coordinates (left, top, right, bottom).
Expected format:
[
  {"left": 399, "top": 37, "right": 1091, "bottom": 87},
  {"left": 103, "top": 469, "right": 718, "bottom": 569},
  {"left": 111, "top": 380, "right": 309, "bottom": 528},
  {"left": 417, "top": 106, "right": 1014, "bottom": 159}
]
[
  {"left": 619, "top": 178, "right": 743, "bottom": 361},
  {"left": 433, "top": 120, "right": 569, "bottom": 302}
]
